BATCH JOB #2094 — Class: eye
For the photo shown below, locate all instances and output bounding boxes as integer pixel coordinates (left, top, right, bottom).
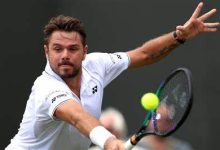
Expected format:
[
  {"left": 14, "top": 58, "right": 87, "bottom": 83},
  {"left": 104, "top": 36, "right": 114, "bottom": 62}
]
[
  {"left": 69, "top": 46, "right": 79, "bottom": 51},
  {"left": 53, "top": 46, "right": 62, "bottom": 52}
]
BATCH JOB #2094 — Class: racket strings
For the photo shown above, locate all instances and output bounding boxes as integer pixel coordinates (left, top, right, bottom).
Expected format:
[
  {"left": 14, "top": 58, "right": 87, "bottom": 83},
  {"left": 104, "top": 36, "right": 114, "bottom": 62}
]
[{"left": 155, "top": 71, "right": 191, "bottom": 135}]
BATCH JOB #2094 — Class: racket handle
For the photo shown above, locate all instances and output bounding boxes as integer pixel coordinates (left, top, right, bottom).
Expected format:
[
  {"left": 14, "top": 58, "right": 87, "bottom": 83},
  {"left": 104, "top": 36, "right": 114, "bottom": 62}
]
[{"left": 124, "top": 139, "right": 134, "bottom": 150}]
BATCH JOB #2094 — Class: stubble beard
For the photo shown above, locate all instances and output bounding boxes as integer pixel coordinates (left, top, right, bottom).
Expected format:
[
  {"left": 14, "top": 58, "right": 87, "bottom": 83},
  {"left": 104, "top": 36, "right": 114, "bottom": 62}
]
[{"left": 59, "top": 66, "right": 81, "bottom": 79}]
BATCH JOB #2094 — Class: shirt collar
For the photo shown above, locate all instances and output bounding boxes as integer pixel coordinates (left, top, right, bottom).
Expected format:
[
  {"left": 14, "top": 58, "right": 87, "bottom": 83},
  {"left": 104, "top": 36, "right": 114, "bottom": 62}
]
[
  {"left": 44, "top": 61, "right": 93, "bottom": 91},
  {"left": 44, "top": 61, "right": 63, "bottom": 81}
]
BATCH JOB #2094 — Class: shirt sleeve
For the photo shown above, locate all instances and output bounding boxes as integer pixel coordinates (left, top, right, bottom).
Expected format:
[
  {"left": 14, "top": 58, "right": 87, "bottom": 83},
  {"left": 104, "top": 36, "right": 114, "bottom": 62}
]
[
  {"left": 34, "top": 77, "right": 78, "bottom": 120},
  {"left": 84, "top": 52, "right": 130, "bottom": 87},
  {"left": 103, "top": 52, "right": 130, "bottom": 87},
  {"left": 46, "top": 90, "right": 75, "bottom": 120}
]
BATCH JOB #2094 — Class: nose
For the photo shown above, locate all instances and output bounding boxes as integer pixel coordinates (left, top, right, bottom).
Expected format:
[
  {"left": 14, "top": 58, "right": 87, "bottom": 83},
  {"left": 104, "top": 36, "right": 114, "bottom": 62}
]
[{"left": 61, "top": 49, "right": 70, "bottom": 60}]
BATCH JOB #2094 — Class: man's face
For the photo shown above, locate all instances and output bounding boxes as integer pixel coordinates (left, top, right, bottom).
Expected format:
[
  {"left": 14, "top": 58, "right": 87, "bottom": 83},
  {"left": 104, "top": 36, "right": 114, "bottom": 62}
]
[{"left": 44, "top": 31, "right": 87, "bottom": 79}]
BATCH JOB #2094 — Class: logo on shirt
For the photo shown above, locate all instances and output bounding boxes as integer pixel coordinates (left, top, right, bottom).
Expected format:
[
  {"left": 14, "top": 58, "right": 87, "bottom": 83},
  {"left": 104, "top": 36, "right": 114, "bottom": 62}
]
[
  {"left": 116, "top": 54, "right": 122, "bottom": 59},
  {"left": 92, "top": 85, "right": 98, "bottom": 94},
  {"left": 109, "top": 53, "right": 122, "bottom": 64},
  {"left": 51, "top": 94, "right": 67, "bottom": 103}
]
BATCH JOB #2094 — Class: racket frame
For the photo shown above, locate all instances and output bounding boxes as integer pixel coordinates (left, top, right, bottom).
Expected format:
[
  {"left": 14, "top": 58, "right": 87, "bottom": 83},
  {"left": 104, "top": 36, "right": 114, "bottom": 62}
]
[{"left": 125, "top": 67, "right": 193, "bottom": 149}]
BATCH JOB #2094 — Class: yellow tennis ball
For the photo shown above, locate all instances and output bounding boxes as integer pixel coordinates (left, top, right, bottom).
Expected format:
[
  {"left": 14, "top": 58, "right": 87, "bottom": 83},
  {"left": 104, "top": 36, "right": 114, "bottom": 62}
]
[{"left": 141, "top": 93, "right": 159, "bottom": 110}]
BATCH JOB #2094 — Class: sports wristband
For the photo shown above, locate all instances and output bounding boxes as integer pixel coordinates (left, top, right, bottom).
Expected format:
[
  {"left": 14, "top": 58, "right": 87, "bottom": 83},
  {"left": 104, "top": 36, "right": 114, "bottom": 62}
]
[
  {"left": 89, "top": 126, "right": 115, "bottom": 149},
  {"left": 173, "top": 31, "right": 185, "bottom": 44}
]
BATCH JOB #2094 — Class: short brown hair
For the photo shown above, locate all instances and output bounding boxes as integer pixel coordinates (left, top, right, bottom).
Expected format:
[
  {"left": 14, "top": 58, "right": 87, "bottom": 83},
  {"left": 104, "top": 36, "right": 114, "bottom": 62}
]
[{"left": 43, "top": 15, "right": 87, "bottom": 46}]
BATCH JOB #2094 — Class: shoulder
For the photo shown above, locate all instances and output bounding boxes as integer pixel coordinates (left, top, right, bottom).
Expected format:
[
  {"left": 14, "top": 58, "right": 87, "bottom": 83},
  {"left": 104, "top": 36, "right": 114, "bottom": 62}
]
[
  {"left": 83, "top": 52, "right": 130, "bottom": 68},
  {"left": 34, "top": 74, "right": 64, "bottom": 89},
  {"left": 31, "top": 73, "right": 74, "bottom": 111},
  {"left": 82, "top": 52, "right": 109, "bottom": 77},
  {"left": 83, "top": 52, "right": 109, "bottom": 64},
  {"left": 32, "top": 73, "right": 71, "bottom": 100}
]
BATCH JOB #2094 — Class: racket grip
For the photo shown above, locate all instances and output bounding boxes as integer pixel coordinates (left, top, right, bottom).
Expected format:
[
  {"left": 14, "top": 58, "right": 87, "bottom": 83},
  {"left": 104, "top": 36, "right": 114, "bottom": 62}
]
[{"left": 124, "top": 139, "right": 134, "bottom": 150}]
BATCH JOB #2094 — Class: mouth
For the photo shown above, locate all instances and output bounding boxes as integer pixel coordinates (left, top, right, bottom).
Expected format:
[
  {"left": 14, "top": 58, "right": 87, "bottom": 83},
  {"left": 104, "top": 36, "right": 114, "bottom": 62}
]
[
  {"left": 58, "top": 61, "right": 74, "bottom": 67},
  {"left": 59, "top": 64, "right": 73, "bottom": 69}
]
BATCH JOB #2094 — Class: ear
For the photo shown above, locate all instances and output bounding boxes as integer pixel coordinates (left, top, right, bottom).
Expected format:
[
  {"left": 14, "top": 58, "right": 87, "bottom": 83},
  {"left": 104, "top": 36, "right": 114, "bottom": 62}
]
[
  {"left": 83, "top": 45, "right": 88, "bottom": 60},
  {"left": 44, "top": 45, "right": 49, "bottom": 60}
]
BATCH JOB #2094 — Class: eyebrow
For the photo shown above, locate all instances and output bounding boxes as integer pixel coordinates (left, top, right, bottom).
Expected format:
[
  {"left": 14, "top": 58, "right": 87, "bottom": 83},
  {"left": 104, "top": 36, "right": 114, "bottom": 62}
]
[
  {"left": 52, "top": 43, "right": 79, "bottom": 46},
  {"left": 52, "top": 43, "right": 62, "bottom": 46},
  {"left": 51, "top": 43, "right": 81, "bottom": 49}
]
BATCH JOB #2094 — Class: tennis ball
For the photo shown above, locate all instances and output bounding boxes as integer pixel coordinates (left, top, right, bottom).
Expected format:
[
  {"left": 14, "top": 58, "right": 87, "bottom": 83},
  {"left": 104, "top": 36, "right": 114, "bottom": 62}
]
[{"left": 141, "top": 93, "right": 159, "bottom": 110}]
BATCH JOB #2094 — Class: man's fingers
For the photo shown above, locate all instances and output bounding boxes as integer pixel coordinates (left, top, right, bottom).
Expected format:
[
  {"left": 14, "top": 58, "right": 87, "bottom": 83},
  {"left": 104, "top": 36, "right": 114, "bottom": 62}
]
[
  {"left": 204, "top": 22, "right": 219, "bottom": 32},
  {"left": 191, "top": 2, "right": 203, "bottom": 19},
  {"left": 204, "top": 22, "right": 220, "bottom": 28},
  {"left": 199, "top": 9, "right": 217, "bottom": 21},
  {"left": 203, "top": 28, "right": 218, "bottom": 32}
]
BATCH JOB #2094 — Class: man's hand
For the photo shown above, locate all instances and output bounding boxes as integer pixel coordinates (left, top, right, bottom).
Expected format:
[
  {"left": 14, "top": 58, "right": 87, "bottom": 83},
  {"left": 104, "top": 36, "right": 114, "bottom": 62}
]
[
  {"left": 104, "top": 136, "right": 125, "bottom": 150},
  {"left": 176, "top": 2, "right": 220, "bottom": 40}
]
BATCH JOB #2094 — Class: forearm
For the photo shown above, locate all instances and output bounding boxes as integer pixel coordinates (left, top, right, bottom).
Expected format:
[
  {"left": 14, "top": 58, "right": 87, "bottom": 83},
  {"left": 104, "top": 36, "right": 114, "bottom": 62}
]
[
  {"left": 55, "top": 100, "right": 101, "bottom": 137},
  {"left": 55, "top": 100, "right": 116, "bottom": 149},
  {"left": 128, "top": 31, "right": 183, "bottom": 68},
  {"left": 65, "top": 105, "right": 117, "bottom": 149},
  {"left": 142, "top": 31, "right": 182, "bottom": 61},
  {"left": 71, "top": 110, "right": 101, "bottom": 137}
]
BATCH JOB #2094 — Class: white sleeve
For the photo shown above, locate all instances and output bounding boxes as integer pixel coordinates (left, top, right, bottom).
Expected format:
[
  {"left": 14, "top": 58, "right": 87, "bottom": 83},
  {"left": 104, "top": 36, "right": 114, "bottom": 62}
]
[
  {"left": 103, "top": 52, "right": 130, "bottom": 87},
  {"left": 34, "top": 77, "right": 78, "bottom": 120},
  {"left": 45, "top": 90, "right": 75, "bottom": 120},
  {"left": 84, "top": 52, "right": 130, "bottom": 87}
]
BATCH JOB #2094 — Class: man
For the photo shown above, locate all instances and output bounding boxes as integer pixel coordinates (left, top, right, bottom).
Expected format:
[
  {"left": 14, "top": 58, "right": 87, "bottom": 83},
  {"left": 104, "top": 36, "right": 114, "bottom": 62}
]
[{"left": 6, "top": 2, "right": 219, "bottom": 150}]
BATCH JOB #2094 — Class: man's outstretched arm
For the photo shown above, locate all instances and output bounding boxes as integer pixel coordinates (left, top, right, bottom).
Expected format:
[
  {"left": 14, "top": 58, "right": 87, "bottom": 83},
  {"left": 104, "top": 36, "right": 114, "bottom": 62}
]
[
  {"left": 127, "top": 2, "right": 219, "bottom": 69},
  {"left": 55, "top": 100, "right": 125, "bottom": 150}
]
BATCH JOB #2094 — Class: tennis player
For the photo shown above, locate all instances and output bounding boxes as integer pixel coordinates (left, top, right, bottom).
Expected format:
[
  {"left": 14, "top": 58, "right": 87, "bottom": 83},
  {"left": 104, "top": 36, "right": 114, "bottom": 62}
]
[{"left": 5, "top": 2, "right": 219, "bottom": 150}]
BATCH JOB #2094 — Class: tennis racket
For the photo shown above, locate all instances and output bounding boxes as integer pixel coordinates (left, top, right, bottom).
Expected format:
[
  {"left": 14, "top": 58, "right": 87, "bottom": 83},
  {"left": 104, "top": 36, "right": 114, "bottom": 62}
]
[{"left": 124, "top": 67, "right": 193, "bottom": 150}]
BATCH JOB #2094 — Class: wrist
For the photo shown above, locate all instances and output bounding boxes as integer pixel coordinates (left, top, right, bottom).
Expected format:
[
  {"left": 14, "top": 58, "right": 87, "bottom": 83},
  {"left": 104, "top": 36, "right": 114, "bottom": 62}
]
[
  {"left": 104, "top": 136, "right": 117, "bottom": 149},
  {"left": 89, "top": 126, "right": 115, "bottom": 149},
  {"left": 173, "top": 31, "right": 186, "bottom": 44}
]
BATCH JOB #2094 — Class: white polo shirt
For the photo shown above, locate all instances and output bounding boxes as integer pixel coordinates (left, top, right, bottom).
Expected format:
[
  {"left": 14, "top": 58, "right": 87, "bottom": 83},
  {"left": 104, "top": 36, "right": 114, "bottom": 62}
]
[{"left": 6, "top": 52, "right": 130, "bottom": 150}]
